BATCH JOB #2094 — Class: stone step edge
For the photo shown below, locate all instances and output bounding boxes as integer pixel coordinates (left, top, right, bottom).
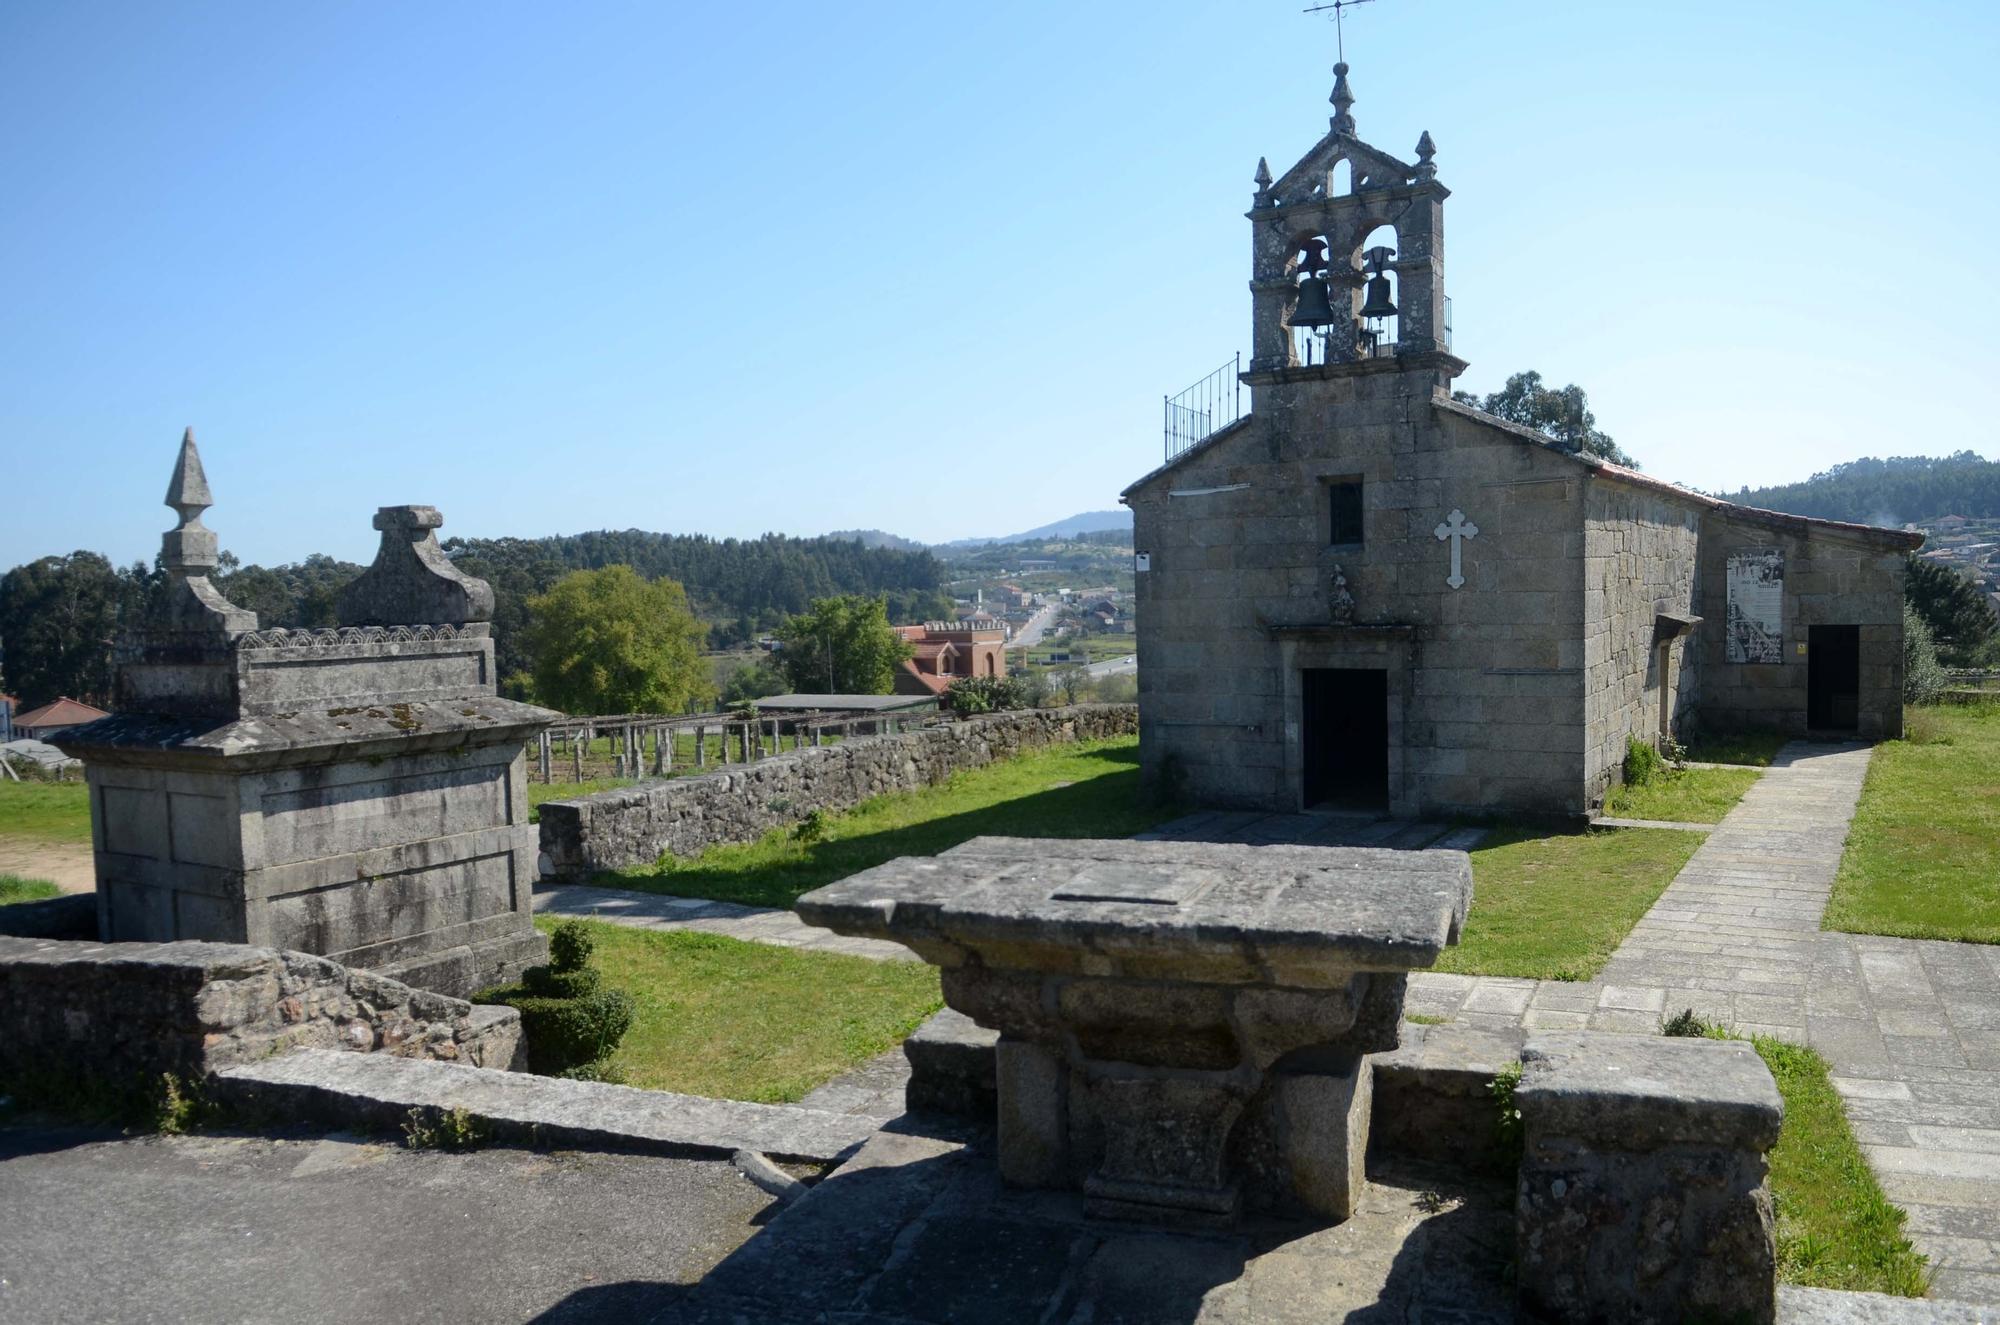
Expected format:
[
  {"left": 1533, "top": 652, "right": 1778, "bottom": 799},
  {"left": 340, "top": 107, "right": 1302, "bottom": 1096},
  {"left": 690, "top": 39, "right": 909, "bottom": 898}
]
[{"left": 213, "top": 1048, "right": 880, "bottom": 1163}]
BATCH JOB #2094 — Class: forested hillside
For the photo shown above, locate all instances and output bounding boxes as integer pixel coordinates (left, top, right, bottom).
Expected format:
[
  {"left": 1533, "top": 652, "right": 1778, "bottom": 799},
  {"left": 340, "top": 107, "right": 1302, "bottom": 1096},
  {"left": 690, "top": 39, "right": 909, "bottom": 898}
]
[
  {"left": 0, "top": 531, "right": 951, "bottom": 709},
  {"left": 1722, "top": 452, "right": 2000, "bottom": 525},
  {"left": 445, "top": 531, "right": 952, "bottom": 674}
]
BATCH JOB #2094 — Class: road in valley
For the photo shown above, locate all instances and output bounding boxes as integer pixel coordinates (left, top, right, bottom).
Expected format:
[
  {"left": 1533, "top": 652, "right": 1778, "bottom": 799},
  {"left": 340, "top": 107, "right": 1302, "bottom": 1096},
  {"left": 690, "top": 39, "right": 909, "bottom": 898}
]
[{"left": 1009, "top": 602, "right": 1059, "bottom": 650}]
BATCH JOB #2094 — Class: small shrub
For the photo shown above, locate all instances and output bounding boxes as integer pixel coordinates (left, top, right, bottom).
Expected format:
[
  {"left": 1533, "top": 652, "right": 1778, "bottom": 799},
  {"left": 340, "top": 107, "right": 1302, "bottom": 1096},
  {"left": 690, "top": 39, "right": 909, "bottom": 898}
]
[
  {"left": 522, "top": 964, "right": 603, "bottom": 999},
  {"left": 152, "top": 1073, "right": 212, "bottom": 1136},
  {"left": 548, "top": 919, "right": 595, "bottom": 974},
  {"left": 1622, "top": 735, "right": 1668, "bottom": 788},
  {"left": 793, "top": 809, "right": 829, "bottom": 844},
  {"left": 1490, "top": 1061, "right": 1525, "bottom": 1167},
  {"left": 1904, "top": 604, "right": 1947, "bottom": 706},
  {"left": 1661, "top": 1007, "right": 1726, "bottom": 1039},
  {"left": 494, "top": 988, "right": 636, "bottom": 1076},
  {"left": 557, "top": 1060, "right": 629, "bottom": 1085},
  {"left": 479, "top": 919, "right": 633, "bottom": 1076},
  {"left": 402, "top": 1104, "right": 489, "bottom": 1151},
  {"left": 946, "top": 675, "right": 1030, "bottom": 714}
]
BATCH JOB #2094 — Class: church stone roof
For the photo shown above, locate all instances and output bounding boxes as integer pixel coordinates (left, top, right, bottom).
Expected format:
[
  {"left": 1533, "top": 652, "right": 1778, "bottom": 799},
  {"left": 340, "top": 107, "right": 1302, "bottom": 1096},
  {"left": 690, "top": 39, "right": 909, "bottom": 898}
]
[
  {"left": 1120, "top": 399, "right": 1922, "bottom": 553},
  {"left": 1432, "top": 397, "right": 1925, "bottom": 551}
]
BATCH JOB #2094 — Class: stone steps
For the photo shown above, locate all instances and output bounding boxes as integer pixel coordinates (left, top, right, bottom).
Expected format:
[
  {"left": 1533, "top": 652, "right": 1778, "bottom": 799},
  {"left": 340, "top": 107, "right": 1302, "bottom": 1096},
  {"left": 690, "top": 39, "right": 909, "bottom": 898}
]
[{"left": 214, "top": 1048, "right": 882, "bottom": 1163}]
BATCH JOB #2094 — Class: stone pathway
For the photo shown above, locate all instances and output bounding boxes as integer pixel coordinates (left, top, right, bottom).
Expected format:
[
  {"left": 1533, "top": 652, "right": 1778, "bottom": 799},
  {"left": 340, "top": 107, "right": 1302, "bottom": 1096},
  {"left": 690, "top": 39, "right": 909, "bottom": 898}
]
[
  {"left": 1396, "top": 741, "right": 2000, "bottom": 1305},
  {"left": 1405, "top": 742, "right": 1875, "bottom": 1043},
  {"left": 530, "top": 882, "right": 917, "bottom": 962},
  {"left": 1592, "top": 742, "right": 1873, "bottom": 1038}
]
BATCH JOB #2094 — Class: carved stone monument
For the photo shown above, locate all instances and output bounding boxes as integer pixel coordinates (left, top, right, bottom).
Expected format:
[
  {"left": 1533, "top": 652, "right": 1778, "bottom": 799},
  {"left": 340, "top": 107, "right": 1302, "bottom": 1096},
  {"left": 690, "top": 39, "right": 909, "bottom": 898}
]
[
  {"left": 57, "top": 431, "right": 559, "bottom": 997},
  {"left": 796, "top": 836, "right": 1471, "bottom": 1226}
]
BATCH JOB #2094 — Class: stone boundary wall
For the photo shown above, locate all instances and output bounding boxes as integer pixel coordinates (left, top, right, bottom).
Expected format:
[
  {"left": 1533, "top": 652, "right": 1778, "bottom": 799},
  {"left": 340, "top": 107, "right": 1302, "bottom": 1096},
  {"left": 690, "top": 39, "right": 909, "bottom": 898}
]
[
  {"left": 0, "top": 935, "right": 524, "bottom": 1090},
  {"left": 537, "top": 704, "right": 1139, "bottom": 882}
]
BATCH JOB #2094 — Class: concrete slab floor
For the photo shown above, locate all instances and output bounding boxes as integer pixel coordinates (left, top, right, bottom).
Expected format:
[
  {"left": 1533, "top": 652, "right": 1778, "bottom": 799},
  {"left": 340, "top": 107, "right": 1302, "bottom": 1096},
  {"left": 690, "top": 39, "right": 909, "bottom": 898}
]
[{"left": 0, "top": 1125, "right": 781, "bottom": 1325}]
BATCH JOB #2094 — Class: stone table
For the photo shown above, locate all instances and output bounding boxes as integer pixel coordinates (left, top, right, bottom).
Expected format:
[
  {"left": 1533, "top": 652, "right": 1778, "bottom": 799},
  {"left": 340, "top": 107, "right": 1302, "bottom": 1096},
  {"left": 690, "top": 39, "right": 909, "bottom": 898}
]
[{"left": 795, "top": 836, "right": 1471, "bottom": 1225}]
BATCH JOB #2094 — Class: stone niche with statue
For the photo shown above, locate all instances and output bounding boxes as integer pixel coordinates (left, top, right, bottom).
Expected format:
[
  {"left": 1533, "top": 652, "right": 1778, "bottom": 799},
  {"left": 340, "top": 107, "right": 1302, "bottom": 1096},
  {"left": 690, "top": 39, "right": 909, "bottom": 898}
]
[{"left": 57, "top": 431, "right": 560, "bottom": 997}]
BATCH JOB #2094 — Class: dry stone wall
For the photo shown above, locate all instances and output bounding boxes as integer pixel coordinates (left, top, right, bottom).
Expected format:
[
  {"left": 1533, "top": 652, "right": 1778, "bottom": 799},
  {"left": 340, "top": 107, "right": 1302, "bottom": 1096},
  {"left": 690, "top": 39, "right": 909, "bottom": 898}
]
[
  {"left": 536, "top": 705, "right": 1138, "bottom": 881},
  {"left": 0, "top": 935, "right": 524, "bottom": 1090}
]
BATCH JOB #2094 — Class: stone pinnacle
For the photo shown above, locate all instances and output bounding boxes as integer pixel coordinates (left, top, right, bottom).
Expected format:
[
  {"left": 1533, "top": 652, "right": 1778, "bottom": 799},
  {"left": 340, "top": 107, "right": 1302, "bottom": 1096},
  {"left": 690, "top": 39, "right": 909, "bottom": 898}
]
[
  {"left": 1330, "top": 61, "right": 1356, "bottom": 135},
  {"left": 165, "top": 426, "right": 213, "bottom": 526}
]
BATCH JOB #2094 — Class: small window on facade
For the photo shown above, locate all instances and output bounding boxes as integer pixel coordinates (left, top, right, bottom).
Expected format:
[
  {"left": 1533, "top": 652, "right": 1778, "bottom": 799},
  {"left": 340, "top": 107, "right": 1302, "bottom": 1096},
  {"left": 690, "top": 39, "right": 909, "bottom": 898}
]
[{"left": 1329, "top": 480, "right": 1364, "bottom": 546}]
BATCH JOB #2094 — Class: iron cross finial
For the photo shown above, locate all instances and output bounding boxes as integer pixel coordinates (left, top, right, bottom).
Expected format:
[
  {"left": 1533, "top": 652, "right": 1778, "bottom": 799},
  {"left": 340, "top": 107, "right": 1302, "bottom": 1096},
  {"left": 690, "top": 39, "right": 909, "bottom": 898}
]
[{"left": 1302, "top": 0, "right": 1377, "bottom": 64}]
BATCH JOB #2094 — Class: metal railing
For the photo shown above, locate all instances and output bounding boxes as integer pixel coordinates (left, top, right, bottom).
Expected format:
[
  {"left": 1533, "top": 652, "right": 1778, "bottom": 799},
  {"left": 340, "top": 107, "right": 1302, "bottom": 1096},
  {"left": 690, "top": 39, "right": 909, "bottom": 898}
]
[{"left": 1164, "top": 353, "right": 1242, "bottom": 463}]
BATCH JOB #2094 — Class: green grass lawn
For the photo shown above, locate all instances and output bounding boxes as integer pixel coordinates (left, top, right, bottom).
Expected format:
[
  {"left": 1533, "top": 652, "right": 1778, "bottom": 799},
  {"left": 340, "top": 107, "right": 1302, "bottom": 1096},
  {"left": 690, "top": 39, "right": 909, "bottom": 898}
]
[
  {"left": 1824, "top": 704, "right": 2000, "bottom": 944},
  {"left": 566, "top": 919, "right": 943, "bottom": 1103},
  {"left": 0, "top": 780, "right": 90, "bottom": 844},
  {"left": 1759, "top": 1036, "right": 1929, "bottom": 1296},
  {"left": 597, "top": 736, "right": 1169, "bottom": 909},
  {"left": 0, "top": 875, "right": 64, "bottom": 905},
  {"left": 1686, "top": 730, "right": 1790, "bottom": 767},
  {"left": 1654, "top": 1020, "right": 1929, "bottom": 1297},
  {"left": 1603, "top": 765, "right": 1761, "bottom": 824},
  {"left": 528, "top": 778, "right": 637, "bottom": 822},
  {"left": 1433, "top": 826, "right": 1703, "bottom": 981}
]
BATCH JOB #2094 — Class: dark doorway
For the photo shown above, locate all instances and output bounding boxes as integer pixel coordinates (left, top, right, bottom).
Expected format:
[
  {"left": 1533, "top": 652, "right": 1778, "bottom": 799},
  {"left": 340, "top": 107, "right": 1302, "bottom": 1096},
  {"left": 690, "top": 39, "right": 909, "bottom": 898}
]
[
  {"left": 1808, "top": 625, "right": 1861, "bottom": 731},
  {"left": 1301, "top": 668, "right": 1390, "bottom": 809}
]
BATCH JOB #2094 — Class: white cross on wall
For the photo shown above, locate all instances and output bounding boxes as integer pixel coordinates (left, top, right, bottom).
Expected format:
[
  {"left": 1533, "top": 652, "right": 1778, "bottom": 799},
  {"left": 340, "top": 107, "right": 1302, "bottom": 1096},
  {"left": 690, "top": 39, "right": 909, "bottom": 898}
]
[{"left": 1434, "top": 509, "right": 1478, "bottom": 590}]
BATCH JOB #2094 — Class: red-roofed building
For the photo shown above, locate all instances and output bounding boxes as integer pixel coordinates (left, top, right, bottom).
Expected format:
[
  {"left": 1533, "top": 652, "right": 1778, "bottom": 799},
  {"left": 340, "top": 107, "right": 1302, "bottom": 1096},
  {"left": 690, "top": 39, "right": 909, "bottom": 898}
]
[
  {"left": 893, "top": 621, "right": 1008, "bottom": 698},
  {"left": 10, "top": 697, "right": 111, "bottom": 742}
]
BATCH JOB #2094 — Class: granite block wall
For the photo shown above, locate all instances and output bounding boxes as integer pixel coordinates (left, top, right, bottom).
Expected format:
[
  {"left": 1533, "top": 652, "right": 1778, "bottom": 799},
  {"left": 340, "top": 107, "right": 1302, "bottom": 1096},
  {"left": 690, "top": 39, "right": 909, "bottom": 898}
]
[
  {"left": 0, "top": 934, "right": 524, "bottom": 1090},
  {"left": 1695, "top": 521, "right": 1909, "bottom": 740},
  {"left": 1581, "top": 479, "right": 1703, "bottom": 801},
  {"left": 536, "top": 705, "right": 1138, "bottom": 881},
  {"left": 1129, "top": 367, "right": 1591, "bottom": 819}
]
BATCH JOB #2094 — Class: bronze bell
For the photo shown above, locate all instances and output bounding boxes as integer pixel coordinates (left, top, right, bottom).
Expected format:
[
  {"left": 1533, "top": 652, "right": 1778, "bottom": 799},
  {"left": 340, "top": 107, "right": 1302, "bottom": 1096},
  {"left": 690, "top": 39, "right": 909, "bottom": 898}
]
[
  {"left": 1291, "top": 276, "right": 1338, "bottom": 328},
  {"left": 1359, "top": 273, "right": 1398, "bottom": 320}
]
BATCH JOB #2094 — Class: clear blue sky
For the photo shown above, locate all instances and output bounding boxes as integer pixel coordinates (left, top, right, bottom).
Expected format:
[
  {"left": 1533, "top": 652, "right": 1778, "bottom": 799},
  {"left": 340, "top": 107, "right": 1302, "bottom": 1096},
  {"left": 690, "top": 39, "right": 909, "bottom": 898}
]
[{"left": 4, "top": 1, "right": 1996, "bottom": 569}]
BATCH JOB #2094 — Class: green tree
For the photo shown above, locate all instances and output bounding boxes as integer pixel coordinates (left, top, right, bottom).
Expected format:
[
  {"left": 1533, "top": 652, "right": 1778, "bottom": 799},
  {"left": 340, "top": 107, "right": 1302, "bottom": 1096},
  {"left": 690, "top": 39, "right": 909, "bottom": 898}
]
[
  {"left": 1453, "top": 371, "right": 1635, "bottom": 467},
  {"left": 946, "top": 674, "right": 1029, "bottom": 714},
  {"left": 0, "top": 551, "right": 136, "bottom": 707},
  {"left": 1904, "top": 554, "right": 1997, "bottom": 666},
  {"left": 1050, "top": 663, "right": 1089, "bottom": 706},
  {"left": 721, "top": 657, "right": 789, "bottom": 704},
  {"left": 776, "top": 595, "right": 912, "bottom": 695},
  {"left": 523, "top": 566, "right": 713, "bottom": 716},
  {"left": 1904, "top": 603, "right": 1946, "bottom": 704}
]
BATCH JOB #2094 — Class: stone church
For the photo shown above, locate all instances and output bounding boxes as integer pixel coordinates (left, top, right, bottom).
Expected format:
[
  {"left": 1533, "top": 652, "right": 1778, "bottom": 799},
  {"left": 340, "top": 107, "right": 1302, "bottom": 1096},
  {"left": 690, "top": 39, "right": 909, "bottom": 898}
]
[{"left": 1123, "top": 64, "right": 1920, "bottom": 820}]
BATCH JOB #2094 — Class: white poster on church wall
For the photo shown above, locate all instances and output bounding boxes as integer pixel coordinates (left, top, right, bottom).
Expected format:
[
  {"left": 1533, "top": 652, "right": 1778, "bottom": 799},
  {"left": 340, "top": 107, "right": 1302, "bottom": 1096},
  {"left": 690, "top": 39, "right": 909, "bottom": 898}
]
[{"left": 1725, "top": 549, "right": 1785, "bottom": 664}]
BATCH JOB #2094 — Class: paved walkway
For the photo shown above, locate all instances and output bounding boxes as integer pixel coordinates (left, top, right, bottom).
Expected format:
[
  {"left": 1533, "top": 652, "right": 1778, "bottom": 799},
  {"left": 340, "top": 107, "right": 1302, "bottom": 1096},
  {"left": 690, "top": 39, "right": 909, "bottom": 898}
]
[
  {"left": 531, "top": 882, "right": 917, "bottom": 962},
  {"left": 1397, "top": 741, "right": 2000, "bottom": 1304}
]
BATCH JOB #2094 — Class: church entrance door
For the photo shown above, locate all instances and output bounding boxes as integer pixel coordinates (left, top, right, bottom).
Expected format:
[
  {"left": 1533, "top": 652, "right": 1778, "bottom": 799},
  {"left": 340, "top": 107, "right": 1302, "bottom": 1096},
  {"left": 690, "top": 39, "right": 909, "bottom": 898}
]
[
  {"left": 1301, "top": 667, "right": 1389, "bottom": 809},
  {"left": 1808, "top": 625, "right": 1860, "bottom": 731}
]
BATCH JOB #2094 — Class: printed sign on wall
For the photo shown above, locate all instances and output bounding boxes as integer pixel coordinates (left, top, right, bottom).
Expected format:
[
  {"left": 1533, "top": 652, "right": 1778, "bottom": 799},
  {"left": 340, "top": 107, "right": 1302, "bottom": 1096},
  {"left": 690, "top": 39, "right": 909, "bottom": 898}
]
[{"left": 1725, "top": 549, "right": 1785, "bottom": 664}]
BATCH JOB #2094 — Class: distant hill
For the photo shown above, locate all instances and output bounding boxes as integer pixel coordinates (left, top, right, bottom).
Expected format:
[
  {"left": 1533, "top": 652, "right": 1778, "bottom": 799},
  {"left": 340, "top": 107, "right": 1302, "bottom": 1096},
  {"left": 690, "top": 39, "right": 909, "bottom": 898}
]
[
  {"left": 1723, "top": 452, "right": 2000, "bottom": 527},
  {"left": 823, "top": 528, "right": 927, "bottom": 552},
  {"left": 941, "top": 509, "right": 1132, "bottom": 549}
]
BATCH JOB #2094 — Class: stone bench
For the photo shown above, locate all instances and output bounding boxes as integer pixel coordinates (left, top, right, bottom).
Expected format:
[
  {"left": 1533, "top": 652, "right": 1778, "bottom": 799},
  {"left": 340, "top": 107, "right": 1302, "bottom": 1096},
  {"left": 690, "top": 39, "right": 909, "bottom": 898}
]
[
  {"left": 797, "top": 836, "right": 1471, "bottom": 1226},
  {"left": 1515, "top": 1031, "right": 1784, "bottom": 1325}
]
